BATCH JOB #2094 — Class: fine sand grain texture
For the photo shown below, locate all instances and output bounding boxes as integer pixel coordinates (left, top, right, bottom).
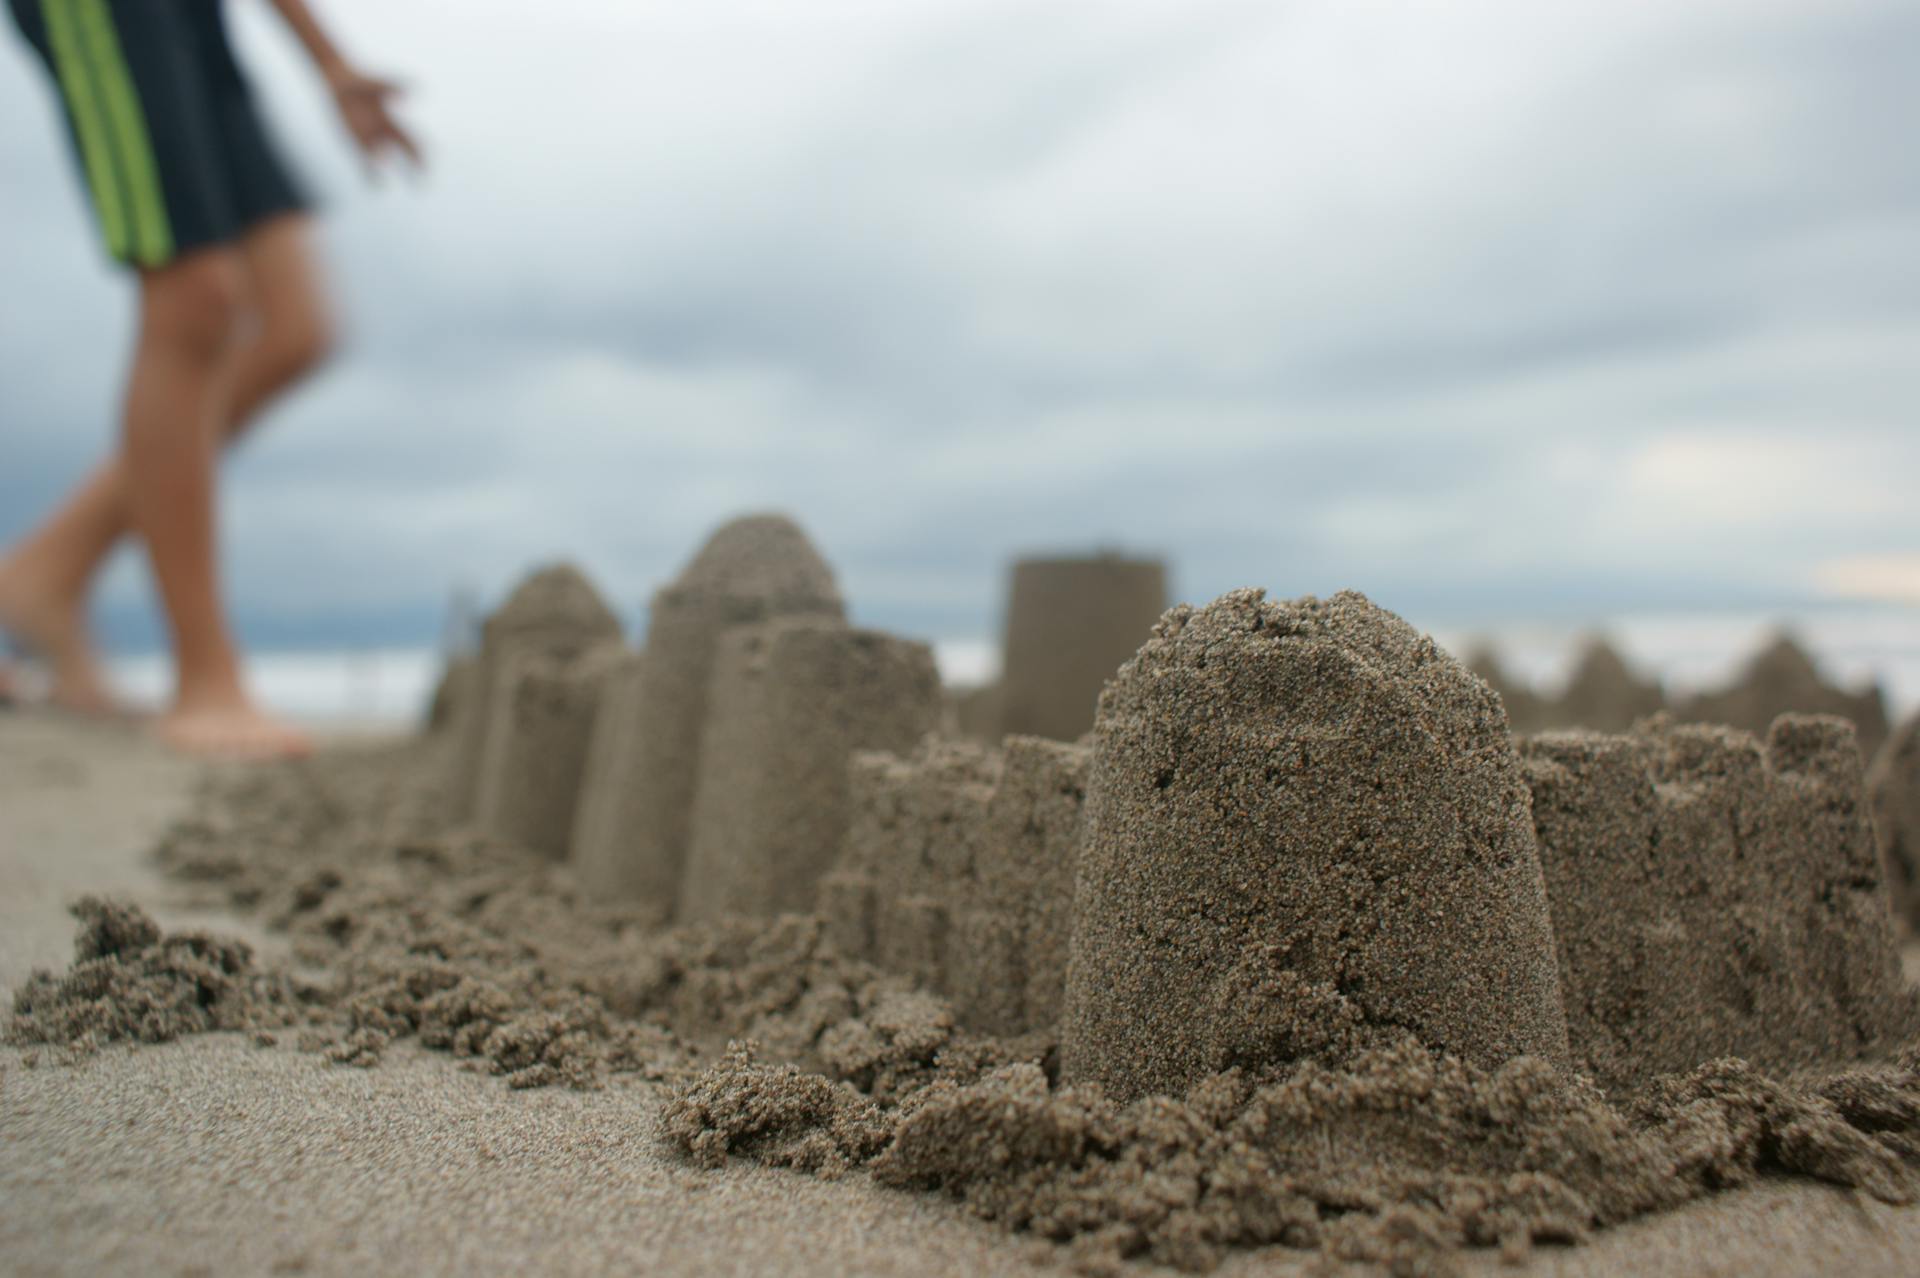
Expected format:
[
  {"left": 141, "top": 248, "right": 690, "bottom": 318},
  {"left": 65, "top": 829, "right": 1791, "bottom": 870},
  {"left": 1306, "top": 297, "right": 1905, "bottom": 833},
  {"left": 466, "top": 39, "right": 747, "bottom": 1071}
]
[
  {"left": 1063, "top": 588, "right": 1569, "bottom": 1102},
  {"left": 996, "top": 552, "right": 1167, "bottom": 743},
  {"left": 569, "top": 514, "right": 844, "bottom": 911},
  {"left": 1870, "top": 713, "right": 1920, "bottom": 935},
  {"left": 450, "top": 564, "right": 623, "bottom": 822},
  {"left": 1522, "top": 715, "right": 1919, "bottom": 1093},
  {"left": 676, "top": 619, "right": 940, "bottom": 922}
]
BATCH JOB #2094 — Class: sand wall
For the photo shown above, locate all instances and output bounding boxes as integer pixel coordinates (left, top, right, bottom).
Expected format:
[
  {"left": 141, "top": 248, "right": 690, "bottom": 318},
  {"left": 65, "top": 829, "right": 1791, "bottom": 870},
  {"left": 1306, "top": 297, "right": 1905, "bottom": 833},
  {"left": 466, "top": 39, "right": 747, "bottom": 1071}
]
[
  {"left": 1062, "top": 589, "right": 1570, "bottom": 1103},
  {"left": 568, "top": 515, "right": 844, "bottom": 911},
  {"left": 1868, "top": 713, "right": 1920, "bottom": 936},
  {"left": 676, "top": 618, "right": 940, "bottom": 922},
  {"left": 823, "top": 734, "right": 1088, "bottom": 1036},
  {"left": 995, "top": 554, "right": 1166, "bottom": 743},
  {"left": 1523, "top": 713, "right": 1917, "bottom": 1091},
  {"left": 447, "top": 565, "right": 622, "bottom": 823}
]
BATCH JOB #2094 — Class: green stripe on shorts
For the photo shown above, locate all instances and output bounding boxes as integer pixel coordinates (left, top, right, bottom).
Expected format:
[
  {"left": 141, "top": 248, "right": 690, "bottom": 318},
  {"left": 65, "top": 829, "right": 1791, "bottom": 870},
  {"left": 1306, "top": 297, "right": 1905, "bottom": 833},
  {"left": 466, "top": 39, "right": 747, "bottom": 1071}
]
[
  {"left": 73, "top": 0, "right": 174, "bottom": 265},
  {"left": 39, "top": 0, "right": 131, "bottom": 259}
]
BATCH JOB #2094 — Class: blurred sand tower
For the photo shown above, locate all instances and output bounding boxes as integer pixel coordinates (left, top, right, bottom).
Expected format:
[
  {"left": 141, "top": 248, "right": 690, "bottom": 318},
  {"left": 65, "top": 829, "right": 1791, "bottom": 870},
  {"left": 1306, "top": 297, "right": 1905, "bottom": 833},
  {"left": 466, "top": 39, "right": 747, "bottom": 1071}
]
[
  {"left": 995, "top": 553, "right": 1167, "bottom": 743},
  {"left": 569, "top": 514, "right": 845, "bottom": 908},
  {"left": 446, "top": 565, "right": 623, "bottom": 822}
]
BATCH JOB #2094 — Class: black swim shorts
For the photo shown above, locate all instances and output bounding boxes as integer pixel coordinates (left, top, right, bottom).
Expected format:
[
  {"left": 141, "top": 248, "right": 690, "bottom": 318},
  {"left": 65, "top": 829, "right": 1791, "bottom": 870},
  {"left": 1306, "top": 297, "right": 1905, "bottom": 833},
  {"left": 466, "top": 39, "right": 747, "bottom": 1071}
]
[{"left": 9, "top": 0, "right": 309, "bottom": 268}]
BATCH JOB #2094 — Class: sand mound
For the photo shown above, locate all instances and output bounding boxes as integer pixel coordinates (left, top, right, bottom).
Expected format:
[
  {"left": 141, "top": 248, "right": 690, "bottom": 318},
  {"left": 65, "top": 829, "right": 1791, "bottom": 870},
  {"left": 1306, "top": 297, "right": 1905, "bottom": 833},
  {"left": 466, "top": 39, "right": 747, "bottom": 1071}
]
[
  {"left": 1064, "top": 588, "right": 1568, "bottom": 1102},
  {"left": 1871, "top": 714, "right": 1920, "bottom": 936},
  {"left": 8, "top": 897, "right": 301, "bottom": 1052}
]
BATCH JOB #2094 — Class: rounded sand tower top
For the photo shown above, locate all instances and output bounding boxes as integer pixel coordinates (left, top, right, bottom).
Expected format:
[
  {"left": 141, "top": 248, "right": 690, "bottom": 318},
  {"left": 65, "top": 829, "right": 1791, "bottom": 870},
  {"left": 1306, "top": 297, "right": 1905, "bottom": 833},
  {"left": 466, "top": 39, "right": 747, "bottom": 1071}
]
[
  {"left": 1741, "top": 633, "right": 1822, "bottom": 693},
  {"left": 666, "top": 513, "right": 842, "bottom": 616},
  {"left": 483, "top": 563, "right": 622, "bottom": 649},
  {"left": 1065, "top": 587, "right": 1567, "bottom": 1101}
]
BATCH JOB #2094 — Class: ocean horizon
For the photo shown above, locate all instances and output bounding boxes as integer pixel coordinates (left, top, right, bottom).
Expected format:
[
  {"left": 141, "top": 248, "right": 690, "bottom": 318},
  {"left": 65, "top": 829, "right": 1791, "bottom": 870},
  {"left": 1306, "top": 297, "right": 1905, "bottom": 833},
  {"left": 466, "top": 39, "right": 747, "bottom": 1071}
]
[{"left": 74, "top": 605, "right": 1920, "bottom": 731}]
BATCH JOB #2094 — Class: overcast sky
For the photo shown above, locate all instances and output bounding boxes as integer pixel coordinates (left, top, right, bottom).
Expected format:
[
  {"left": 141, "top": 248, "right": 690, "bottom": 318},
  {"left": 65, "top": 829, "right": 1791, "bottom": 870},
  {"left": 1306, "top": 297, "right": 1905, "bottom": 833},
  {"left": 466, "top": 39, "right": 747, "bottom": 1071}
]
[{"left": 3, "top": 0, "right": 1916, "bottom": 652}]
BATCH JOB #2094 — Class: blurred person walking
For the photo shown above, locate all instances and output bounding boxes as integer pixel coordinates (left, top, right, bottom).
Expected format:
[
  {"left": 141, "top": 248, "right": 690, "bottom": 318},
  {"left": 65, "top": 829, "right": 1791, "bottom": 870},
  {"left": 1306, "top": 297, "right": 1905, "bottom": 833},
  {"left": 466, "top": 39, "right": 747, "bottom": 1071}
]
[{"left": 0, "top": 0, "right": 419, "bottom": 756}]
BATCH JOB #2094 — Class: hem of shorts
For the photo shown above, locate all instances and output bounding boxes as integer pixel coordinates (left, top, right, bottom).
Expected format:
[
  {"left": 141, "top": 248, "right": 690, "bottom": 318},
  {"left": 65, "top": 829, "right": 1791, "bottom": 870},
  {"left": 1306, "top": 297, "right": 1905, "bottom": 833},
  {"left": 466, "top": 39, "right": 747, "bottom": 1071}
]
[{"left": 104, "top": 196, "right": 314, "bottom": 270}]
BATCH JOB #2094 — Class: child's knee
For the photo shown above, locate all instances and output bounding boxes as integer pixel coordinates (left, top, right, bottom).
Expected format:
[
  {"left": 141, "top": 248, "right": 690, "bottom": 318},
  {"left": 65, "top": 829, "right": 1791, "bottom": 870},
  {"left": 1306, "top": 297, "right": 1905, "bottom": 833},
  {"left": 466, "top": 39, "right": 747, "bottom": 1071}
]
[
  {"left": 264, "top": 304, "right": 336, "bottom": 384},
  {"left": 143, "top": 252, "right": 253, "bottom": 358}
]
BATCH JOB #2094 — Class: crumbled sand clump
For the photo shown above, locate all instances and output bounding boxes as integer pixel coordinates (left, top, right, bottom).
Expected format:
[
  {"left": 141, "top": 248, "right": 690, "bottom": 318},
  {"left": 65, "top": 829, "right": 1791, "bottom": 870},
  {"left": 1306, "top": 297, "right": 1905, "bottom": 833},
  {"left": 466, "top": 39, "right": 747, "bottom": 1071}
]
[
  {"left": 1064, "top": 588, "right": 1569, "bottom": 1102},
  {"left": 1523, "top": 714, "right": 1919, "bottom": 1092},
  {"left": 9, "top": 896, "right": 302, "bottom": 1052},
  {"left": 1871, "top": 714, "right": 1920, "bottom": 935},
  {"left": 569, "top": 513, "right": 845, "bottom": 909}
]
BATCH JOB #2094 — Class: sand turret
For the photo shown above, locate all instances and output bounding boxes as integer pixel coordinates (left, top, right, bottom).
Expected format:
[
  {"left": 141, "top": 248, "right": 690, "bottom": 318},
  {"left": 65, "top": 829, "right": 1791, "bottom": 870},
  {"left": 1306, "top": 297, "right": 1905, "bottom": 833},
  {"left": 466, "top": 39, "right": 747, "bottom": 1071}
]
[
  {"left": 676, "top": 618, "right": 939, "bottom": 921},
  {"left": 1062, "top": 589, "right": 1569, "bottom": 1102},
  {"left": 568, "top": 515, "right": 844, "bottom": 911},
  {"left": 995, "top": 553, "right": 1167, "bottom": 743},
  {"left": 1553, "top": 636, "right": 1666, "bottom": 733},
  {"left": 447, "top": 564, "right": 622, "bottom": 822}
]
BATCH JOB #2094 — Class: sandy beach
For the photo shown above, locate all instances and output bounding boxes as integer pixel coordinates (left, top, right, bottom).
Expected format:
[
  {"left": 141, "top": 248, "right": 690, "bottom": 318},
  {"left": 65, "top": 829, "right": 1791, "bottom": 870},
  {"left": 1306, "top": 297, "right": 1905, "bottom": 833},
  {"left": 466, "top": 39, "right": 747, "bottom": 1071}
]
[{"left": 3, "top": 710, "right": 1919, "bottom": 1277}]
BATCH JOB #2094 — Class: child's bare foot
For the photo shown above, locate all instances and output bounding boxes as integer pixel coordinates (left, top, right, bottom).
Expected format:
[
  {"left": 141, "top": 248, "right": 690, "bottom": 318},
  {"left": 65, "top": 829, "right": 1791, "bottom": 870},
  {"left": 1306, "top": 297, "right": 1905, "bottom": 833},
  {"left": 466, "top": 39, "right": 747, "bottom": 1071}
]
[
  {"left": 156, "top": 694, "right": 312, "bottom": 760},
  {"left": 0, "top": 564, "right": 118, "bottom": 716}
]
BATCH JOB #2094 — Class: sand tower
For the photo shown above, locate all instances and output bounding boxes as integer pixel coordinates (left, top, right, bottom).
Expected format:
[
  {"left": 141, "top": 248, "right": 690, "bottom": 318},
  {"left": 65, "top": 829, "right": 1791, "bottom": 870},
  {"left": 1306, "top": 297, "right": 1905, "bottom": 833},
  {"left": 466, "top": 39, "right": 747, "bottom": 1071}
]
[
  {"left": 676, "top": 618, "right": 940, "bottom": 921},
  {"left": 1552, "top": 636, "right": 1665, "bottom": 732},
  {"left": 1523, "top": 715, "right": 1915, "bottom": 1091},
  {"left": 997, "top": 553, "right": 1167, "bottom": 743},
  {"left": 1869, "top": 713, "right": 1920, "bottom": 935},
  {"left": 448, "top": 564, "right": 622, "bottom": 822},
  {"left": 1062, "top": 589, "right": 1569, "bottom": 1102},
  {"left": 473, "top": 647, "right": 623, "bottom": 858},
  {"left": 1681, "top": 633, "right": 1890, "bottom": 757},
  {"left": 568, "top": 515, "right": 845, "bottom": 911}
]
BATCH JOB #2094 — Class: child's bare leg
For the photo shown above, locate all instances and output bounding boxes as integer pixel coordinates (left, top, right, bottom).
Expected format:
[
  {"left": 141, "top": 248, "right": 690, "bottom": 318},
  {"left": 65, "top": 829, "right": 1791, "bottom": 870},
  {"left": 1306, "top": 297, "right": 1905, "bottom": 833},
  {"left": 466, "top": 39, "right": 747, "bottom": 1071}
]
[
  {"left": 0, "top": 215, "right": 331, "bottom": 719},
  {"left": 0, "top": 466, "right": 124, "bottom": 713},
  {"left": 125, "top": 247, "right": 308, "bottom": 758}
]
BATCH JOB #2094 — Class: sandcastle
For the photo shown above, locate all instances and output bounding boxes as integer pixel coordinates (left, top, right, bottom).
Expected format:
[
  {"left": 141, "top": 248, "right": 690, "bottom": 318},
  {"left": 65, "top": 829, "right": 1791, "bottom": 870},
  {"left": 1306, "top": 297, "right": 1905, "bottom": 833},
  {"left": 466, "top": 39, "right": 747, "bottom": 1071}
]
[
  {"left": 1869, "top": 713, "right": 1920, "bottom": 935},
  {"left": 1524, "top": 714, "right": 1916, "bottom": 1090},
  {"left": 1680, "top": 633, "right": 1890, "bottom": 758},
  {"left": 569, "top": 515, "right": 844, "bottom": 909},
  {"left": 676, "top": 619, "right": 940, "bottom": 921},
  {"left": 421, "top": 538, "right": 1914, "bottom": 1114},
  {"left": 822, "top": 734, "right": 1087, "bottom": 1035},
  {"left": 1061, "top": 589, "right": 1570, "bottom": 1102},
  {"left": 447, "top": 565, "right": 623, "bottom": 823}
]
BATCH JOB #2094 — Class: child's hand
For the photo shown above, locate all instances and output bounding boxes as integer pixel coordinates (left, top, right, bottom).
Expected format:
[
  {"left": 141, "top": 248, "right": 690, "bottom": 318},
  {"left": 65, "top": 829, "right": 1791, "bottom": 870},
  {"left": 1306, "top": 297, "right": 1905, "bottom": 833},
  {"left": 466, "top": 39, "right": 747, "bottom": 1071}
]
[{"left": 325, "top": 65, "right": 423, "bottom": 176}]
